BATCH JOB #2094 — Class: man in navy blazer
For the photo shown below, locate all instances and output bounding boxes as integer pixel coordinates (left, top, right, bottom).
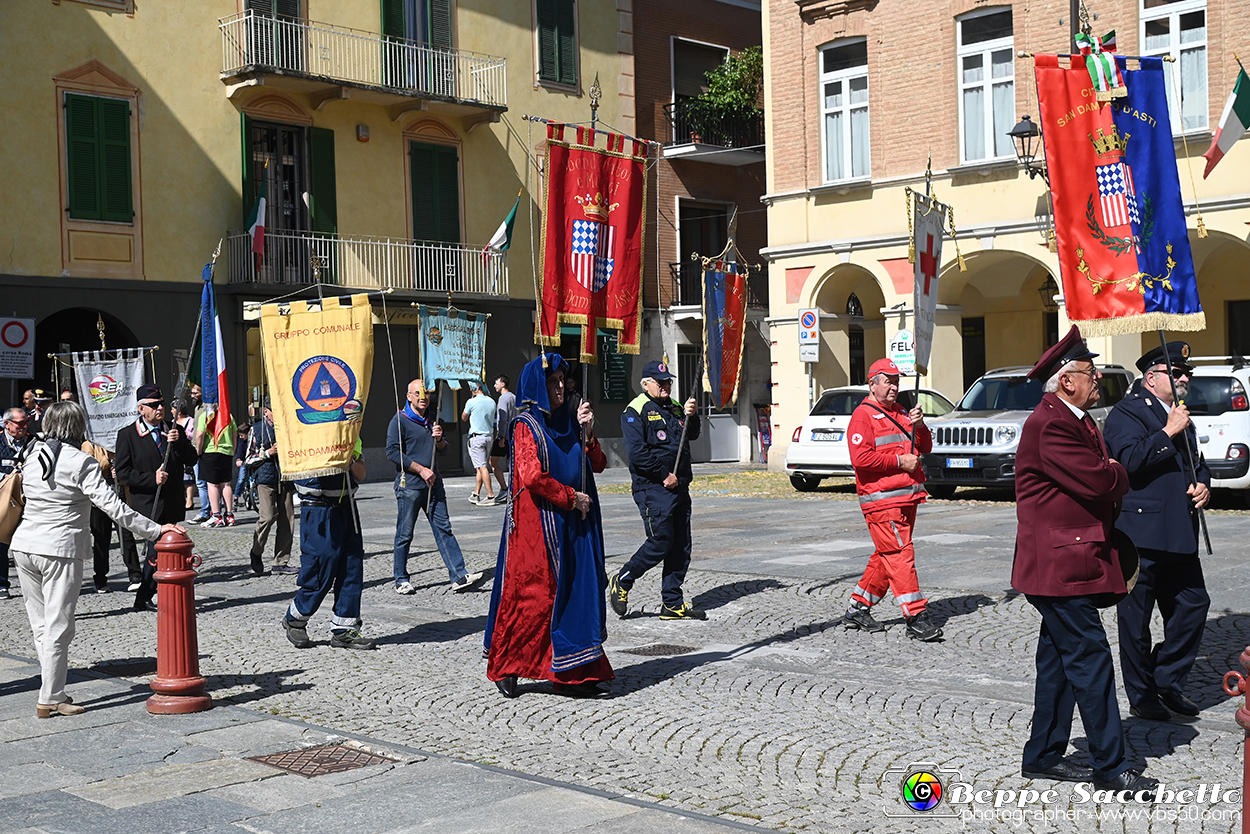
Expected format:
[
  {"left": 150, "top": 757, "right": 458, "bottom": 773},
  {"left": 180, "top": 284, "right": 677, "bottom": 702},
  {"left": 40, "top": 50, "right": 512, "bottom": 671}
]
[
  {"left": 1011, "top": 325, "right": 1156, "bottom": 798},
  {"left": 1103, "top": 342, "right": 1210, "bottom": 722}
]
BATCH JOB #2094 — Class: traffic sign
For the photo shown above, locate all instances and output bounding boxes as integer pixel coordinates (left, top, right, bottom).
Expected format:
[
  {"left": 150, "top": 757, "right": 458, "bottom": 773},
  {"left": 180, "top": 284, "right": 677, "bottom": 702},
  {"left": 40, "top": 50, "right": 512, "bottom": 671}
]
[
  {"left": 0, "top": 318, "right": 35, "bottom": 379},
  {"left": 798, "top": 308, "right": 819, "bottom": 345}
]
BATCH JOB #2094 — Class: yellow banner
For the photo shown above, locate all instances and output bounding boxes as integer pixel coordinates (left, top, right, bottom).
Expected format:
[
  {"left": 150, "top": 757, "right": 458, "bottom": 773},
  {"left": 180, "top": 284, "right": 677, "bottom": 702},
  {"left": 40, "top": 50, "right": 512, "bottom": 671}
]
[{"left": 260, "top": 294, "right": 373, "bottom": 479}]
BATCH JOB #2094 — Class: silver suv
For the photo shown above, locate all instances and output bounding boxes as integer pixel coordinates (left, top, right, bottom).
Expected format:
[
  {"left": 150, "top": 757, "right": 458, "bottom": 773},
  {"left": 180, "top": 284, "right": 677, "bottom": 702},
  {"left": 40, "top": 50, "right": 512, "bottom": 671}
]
[{"left": 922, "top": 364, "right": 1136, "bottom": 498}]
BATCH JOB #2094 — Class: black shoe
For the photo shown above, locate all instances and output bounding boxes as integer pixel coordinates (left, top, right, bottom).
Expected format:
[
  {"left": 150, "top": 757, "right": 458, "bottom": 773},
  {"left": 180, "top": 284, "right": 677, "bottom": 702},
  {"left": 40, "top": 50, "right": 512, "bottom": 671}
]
[
  {"left": 1159, "top": 691, "right": 1201, "bottom": 717},
  {"left": 283, "top": 619, "right": 312, "bottom": 649},
  {"left": 905, "top": 611, "right": 943, "bottom": 642},
  {"left": 1129, "top": 696, "right": 1171, "bottom": 721},
  {"left": 659, "top": 602, "right": 707, "bottom": 620},
  {"left": 94, "top": 584, "right": 111, "bottom": 594},
  {"left": 330, "top": 629, "right": 376, "bottom": 650},
  {"left": 553, "top": 681, "right": 609, "bottom": 698},
  {"left": 250, "top": 555, "right": 269, "bottom": 576},
  {"left": 843, "top": 605, "right": 885, "bottom": 633},
  {"left": 1022, "top": 760, "right": 1095, "bottom": 782},
  {"left": 607, "top": 572, "right": 629, "bottom": 618},
  {"left": 495, "top": 676, "right": 519, "bottom": 698},
  {"left": 132, "top": 601, "right": 157, "bottom": 612},
  {"left": 1094, "top": 769, "right": 1158, "bottom": 799}
]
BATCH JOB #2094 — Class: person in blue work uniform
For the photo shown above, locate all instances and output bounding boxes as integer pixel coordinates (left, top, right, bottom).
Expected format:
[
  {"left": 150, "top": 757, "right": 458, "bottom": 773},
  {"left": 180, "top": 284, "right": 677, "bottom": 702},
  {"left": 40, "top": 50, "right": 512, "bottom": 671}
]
[
  {"left": 282, "top": 439, "right": 375, "bottom": 650},
  {"left": 1103, "top": 341, "right": 1211, "bottom": 722},
  {"left": 608, "top": 360, "right": 705, "bottom": 620},
  {"left": 386, "top": 379, "right": 485, "bottom": 595}
]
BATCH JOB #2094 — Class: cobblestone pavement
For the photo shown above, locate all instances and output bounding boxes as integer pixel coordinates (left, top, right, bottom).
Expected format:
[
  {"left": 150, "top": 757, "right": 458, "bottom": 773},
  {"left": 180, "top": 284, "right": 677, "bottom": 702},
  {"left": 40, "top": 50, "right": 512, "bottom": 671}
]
[{"left": 0, "top": 466, "right": 1245, "bottom": 833}]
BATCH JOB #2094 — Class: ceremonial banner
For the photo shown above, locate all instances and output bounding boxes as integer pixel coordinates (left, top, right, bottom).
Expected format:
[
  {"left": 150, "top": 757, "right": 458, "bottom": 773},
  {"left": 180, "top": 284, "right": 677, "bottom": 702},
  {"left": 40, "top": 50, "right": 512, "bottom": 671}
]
[
  {"left": 701, "top": 261, "right": 747, "bottom": 409},
  {"left": 912, "top": 193, "right": 946, "bottom": 375},
  {"left": 260, "top": 294, "right": 373, "bottom": 479},
  {"left": 72, "top": 349, "right": 146, "bottom": 451},
  {"left": 538, "top": 124, "right": 647, "bottom": 363},
  {"left": 1035, "top": 54, "right": 1204, "bottom": 335},
  {"left": 418, "top": 305, "right": 488, "bottom": 387}
]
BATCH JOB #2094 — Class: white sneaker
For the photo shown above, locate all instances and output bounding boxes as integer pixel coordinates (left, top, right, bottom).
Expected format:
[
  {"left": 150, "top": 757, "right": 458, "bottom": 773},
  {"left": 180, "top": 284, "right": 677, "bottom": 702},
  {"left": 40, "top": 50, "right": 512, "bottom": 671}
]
[
  {"left": 467, "top": 493, "right": 481, "bottom": 505},
  {"left": 395, "top": 581, "right": 415, "bottom": 595},
  {"left": 451, "top": 571, "right": 486, "bottom": 592}
]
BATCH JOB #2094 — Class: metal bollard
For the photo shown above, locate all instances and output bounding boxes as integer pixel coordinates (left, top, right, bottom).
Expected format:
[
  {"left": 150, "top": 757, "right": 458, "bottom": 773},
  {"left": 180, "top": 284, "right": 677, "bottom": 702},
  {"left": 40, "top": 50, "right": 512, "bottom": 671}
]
[
  {"left": 1221, "top": 648, "right": 1250, "bottom": 834},
  {"left": 147, "top": 530, "right": 213, "bottom": 714}
]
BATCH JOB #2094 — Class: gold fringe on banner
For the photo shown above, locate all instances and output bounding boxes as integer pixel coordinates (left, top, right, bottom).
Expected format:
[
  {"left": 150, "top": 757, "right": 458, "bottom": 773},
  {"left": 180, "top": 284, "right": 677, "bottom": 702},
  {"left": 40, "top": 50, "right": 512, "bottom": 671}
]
[{"left": 1075, "top": 310, "right": 1207, "bottom": 338}]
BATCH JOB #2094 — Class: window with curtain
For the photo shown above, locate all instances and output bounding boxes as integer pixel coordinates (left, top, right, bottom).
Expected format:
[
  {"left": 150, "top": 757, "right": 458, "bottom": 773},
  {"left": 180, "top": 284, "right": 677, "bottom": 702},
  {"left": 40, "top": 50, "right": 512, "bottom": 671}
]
[
  {"left": 957, "top": 8, "right": 1014, "bottom": 163},
  {"left": 819, "top": 39, "right": 870, "bottom": 182},
  {"left": 1141, "top": 0, "right": 1207, "bottom": 133}
]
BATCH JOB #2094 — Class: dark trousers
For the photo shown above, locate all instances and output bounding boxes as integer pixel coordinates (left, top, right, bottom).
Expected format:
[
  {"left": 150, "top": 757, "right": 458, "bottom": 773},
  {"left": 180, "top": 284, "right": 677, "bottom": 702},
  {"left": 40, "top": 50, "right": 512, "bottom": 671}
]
[
  {"left": 1024, "top": 595, "right": 1129, "bottom": 783},
  {"left": 620, "top": 486, "right": 692, "bottom": 607},
  {"left": 1117, "top": 548, "right": 1209, "bottom": 706},
  {"left": 287, "top": 503, "right": 365, "bottom": 632},
  {"left": 0, "top": 542, "right": 8, "bottom": 590},
  {"left": 119, "top": 527, "right": 142, "bottom": 584},
  {"left": 89, "top": 507, "right": 113, "bottom": 588},
  {"left": 134, "top": 541, "right": 158, "bottom": 607}
]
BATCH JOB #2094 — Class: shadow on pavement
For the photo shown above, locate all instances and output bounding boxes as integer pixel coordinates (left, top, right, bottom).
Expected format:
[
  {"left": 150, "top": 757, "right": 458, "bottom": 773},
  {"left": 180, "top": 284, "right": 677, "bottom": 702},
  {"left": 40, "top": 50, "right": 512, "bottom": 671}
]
[
  {"left": 690, "top": 578, "right": 786, "bottom": 612},
  {"left": 206, "top": 669, "right": 314, "bottom": 705},
  {"left": 386, "top": 614, "right": 488, "bottom": 646}
]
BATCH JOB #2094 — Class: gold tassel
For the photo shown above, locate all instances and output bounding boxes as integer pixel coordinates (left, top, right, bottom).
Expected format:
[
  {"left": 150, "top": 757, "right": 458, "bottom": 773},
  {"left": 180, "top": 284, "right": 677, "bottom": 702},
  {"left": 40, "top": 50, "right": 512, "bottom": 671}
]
[
  {"left": 905, "top": 188, "right": 916, "bottom": 264},
  {"left": 1048, "top": 228, "right": 1058, "bottom": 253},
  {"left": 1197, "top": 214, "right": 1208, "bottom": 238},
  {"left": 948, "top": 205, "right": 968, "bottom": 272}
]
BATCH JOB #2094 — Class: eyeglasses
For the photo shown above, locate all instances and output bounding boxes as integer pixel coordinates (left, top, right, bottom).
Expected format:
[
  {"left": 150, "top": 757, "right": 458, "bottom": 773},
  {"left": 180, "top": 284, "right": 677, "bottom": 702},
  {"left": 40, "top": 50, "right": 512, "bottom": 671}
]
[
  {"left": 1151, "top": 366, "right": 1189, "bottom": 379},
  {"left": 1065, "top": 368, "right": 1099, "bottom": 381},
  {"left": 6, "top": 419, "right": 28, "bottom": 426},
  {"left": 139, "top": 400, "right": 165, "bottom": 408}
]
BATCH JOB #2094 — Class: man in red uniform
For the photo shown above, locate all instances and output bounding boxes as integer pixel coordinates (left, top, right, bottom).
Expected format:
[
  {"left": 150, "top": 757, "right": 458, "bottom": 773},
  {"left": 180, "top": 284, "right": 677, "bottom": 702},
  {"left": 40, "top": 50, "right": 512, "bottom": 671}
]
[{"left": 842, "top": 358, "right": 942, "bottom": 641}]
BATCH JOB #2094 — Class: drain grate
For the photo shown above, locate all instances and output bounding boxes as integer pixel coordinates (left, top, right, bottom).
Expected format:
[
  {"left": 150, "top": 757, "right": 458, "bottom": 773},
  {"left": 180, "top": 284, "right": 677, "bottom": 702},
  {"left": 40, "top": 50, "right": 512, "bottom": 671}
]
[
  {"left": 619, "top": 643, "right": 698, "bottom": 657},
  {"left": 248, "top": 744, "right": 398, "bottom": 778}
]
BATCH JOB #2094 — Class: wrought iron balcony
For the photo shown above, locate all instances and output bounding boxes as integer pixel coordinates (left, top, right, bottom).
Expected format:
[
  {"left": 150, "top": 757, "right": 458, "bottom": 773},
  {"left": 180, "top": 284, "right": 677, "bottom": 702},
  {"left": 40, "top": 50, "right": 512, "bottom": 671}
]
[
  {"left": 219, "top": 12, "right": 507, "bottom": 113},
  {"left": 667, "top": 262, "right": 767, "bottom": 310},
  {"left": 662, "top": 100, "right": 765, "bottom": 166},
  {"left": 227, "top": 230, "right": 508, "bottom": 297}
]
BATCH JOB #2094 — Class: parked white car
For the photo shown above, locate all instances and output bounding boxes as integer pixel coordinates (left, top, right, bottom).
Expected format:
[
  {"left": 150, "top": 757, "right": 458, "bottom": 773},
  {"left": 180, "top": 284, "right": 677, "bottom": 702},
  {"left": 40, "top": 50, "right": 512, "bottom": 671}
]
[
  {"left": 1187, "top": 357, "right": 1250, "bottom": 493},
  {"left": 785, "top": 384, "right": 955, "bottom": 491}
]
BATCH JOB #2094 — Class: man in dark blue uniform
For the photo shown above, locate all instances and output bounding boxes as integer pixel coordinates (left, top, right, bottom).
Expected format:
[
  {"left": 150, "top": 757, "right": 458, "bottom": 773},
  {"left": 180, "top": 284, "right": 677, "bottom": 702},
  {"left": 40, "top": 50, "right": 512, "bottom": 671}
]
[
  {"left": 1103, "top": 341, "right": 1210, "bottom": 721},
  {"left": 609, "top": 360, "right": 703, "bottom": 620}
]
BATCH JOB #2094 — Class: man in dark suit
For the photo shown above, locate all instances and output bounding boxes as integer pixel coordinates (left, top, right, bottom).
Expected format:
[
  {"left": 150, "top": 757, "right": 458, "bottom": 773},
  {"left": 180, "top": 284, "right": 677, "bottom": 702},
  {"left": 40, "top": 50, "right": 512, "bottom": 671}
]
[
  {"left": 1012, "top": 325, "right": 1156, "bottom": 797},
  {"left": 1104, "top": 342, "right": 1210, "bottom": 722},
  {"left": 115, "top": 384, "right": 196, "bottom": 612}
]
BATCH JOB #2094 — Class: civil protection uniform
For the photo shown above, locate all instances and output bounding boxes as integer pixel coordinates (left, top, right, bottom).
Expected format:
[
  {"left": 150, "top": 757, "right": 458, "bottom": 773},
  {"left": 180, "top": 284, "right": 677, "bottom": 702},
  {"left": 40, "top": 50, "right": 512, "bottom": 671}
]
[
  {"left": 285, "top": 466, "right": 366, "bottom": 635},
  {"left": 846, "top": 396, "right": 932, "bottom": 616},
  {"left": 1103, "top": 370, "right": 1210, "bottom": 713},
  {"left": 618, "top": 392, "right": 700, "bottom": 608}
]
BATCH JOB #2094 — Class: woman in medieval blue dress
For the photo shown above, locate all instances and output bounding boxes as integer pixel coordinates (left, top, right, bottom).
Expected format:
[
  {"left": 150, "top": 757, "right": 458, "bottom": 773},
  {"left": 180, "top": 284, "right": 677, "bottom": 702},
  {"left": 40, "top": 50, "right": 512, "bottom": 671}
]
[{"left": 484, "top": 354, "right": 612, "bottom": 698}]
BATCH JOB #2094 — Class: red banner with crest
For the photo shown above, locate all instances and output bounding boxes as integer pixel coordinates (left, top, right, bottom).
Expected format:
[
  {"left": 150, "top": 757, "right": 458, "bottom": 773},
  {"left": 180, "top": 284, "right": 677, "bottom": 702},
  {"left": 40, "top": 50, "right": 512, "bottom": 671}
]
[{"left": 537, "top": 124, "right": 647, "bottom": 363}]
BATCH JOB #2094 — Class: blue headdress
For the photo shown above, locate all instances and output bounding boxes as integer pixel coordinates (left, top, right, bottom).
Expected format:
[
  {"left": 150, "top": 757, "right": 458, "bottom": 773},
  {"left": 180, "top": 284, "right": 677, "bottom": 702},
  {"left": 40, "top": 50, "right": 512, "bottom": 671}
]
[{"left": 517, "top": 353, "right": 570, "bottom": 422}]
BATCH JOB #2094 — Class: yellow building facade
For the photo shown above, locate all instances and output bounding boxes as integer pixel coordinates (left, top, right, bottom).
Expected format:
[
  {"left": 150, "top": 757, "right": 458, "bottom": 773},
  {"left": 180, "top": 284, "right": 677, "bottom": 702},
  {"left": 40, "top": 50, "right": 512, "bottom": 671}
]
[{"left": 761, "top": 0, "right": 1250, "bottom": 468}]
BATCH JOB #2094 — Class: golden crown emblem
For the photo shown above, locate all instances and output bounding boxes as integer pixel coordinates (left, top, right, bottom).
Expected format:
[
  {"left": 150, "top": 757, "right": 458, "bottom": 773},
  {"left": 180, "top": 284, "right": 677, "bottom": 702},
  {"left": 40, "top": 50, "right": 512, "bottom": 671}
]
[
  {"left": 574, "top": 192, "right": 619, "bottom": 222},
  {"left": 1088, "top": 126, "right": 1130, "bottom": 157}
]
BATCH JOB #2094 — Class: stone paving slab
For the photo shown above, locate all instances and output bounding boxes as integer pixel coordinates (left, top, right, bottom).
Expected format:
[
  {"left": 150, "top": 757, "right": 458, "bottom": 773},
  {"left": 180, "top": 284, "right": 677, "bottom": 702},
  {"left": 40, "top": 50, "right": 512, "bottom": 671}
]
[{"left": 66, "top": 757, "right": 282, "bottom": 809}]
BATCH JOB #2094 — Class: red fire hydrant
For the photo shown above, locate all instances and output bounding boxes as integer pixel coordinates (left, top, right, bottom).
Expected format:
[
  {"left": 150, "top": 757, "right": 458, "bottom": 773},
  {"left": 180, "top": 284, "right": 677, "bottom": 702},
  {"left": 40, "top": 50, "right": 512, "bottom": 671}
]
[
  {"left": 1222, "top": 648, "right": 1250, "bottom": 834},
  {"left": 147, "top": 530, "right": 212, "bottom": 714}
]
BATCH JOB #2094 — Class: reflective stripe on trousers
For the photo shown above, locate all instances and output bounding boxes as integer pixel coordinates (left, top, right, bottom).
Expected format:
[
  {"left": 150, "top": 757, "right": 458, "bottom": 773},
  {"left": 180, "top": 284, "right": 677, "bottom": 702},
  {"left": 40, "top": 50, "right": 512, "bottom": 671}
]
[{"left": 858, "top": 484, "right": 925, "bottom": 505}]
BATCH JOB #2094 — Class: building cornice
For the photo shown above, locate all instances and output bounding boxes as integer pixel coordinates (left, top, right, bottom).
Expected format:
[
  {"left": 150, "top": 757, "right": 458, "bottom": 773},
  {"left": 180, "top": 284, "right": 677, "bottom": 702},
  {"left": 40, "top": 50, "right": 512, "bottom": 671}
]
[{"left": 795, "top": 0, "right": 878, "bottom": 22}]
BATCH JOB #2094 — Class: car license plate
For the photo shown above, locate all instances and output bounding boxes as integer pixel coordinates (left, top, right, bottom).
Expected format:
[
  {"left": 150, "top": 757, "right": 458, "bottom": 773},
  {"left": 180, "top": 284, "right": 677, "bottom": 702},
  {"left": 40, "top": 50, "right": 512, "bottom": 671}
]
[
  {"left": 812, "top": 429, "right": 844, "bottom": 442},
  {"left": 946, "top": 457, "right": 974, "bottom": 469}
]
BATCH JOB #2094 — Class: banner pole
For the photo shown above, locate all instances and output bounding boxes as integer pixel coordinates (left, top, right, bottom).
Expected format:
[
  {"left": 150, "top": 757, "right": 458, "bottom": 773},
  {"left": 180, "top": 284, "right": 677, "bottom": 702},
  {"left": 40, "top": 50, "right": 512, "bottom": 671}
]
[
  {"left": 670, "top": 355, "right": 704, "bottom": 480},
  {"left": 1156, "top": 329, "right": 1213, "bottom": 555}
]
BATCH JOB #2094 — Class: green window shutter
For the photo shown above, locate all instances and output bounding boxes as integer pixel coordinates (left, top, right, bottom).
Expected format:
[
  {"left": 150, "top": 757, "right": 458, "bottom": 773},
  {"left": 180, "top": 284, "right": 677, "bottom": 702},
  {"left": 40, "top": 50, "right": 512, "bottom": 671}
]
[
  {"left": 241, "top": 114, "right": 254, "bottom": 226},
  {"left": 308, "top": 127, "right": 338, "bottom": 235},
  {"left": 536, "top": 0, "right": 558, "bottom": 82},
  {"left": 380, "top": 0, "right": 405, "bottom": 39},
  {"left": 98, "top": 97, "right": 132, "bottom": 222},
  {"left": 556, "top": 0, "right": 576, "bottom": 85},
  {"left": 410, "top": 141, "right": 459, "bottom": 244},
  {"left": 247, "top": 0, "right": 273, "bottom": 13},
  {"left": 275, "top": 0, "right": 300, "bottom": 18},
  {"left": 65, "top": 93, "right": 101, "bottom": 220},
  {"left": 427, "top": 0, "right": 453, "bottom": 48}
]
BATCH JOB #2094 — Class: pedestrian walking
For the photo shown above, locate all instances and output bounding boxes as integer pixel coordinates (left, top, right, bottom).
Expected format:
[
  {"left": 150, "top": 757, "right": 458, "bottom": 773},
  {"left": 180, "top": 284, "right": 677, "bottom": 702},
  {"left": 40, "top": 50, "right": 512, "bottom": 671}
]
[
  {"left": 485, "top": 354, "right": 613, "bottom": 698},
  {"left": 188, "top": 384, "right": 210, "bottom": 524},
  {"left": 0, "top": 407, "right": 31, "bottom": 600},
  {"left": 387, "top": 380, "right": 484, "bottom": 595},
  {"left": 1012, "top": 326, "right": 1157, "bottom": 796},
  {"left": 194, "top": 407, "right": 237, "bottom": 528},
  {"left": 1103, "top": 342, "right": 1211, "bottom": 722},
  {"left": 114, "top": 384, "right": 196, "bottom": 612},
  {"left": 246, "top": 398, "right": 297, "bottom": 575},
  {"left": 462, "top": 381, "right": 499, "bottom": 505},
  {"left": 608, "top": 360, "right": 705, "bottom": 620},
  {"left": 11, "top": 401, "right": 183, "bottom": 718},
  {"left": 487, "top": 374, "right": 516, "bottom": 497},
  {"left": 840, "top": 358, "right": 942, "bottom": 641},
  {"left": 282, "top": 441, "right": 375, "bottom": 650}
]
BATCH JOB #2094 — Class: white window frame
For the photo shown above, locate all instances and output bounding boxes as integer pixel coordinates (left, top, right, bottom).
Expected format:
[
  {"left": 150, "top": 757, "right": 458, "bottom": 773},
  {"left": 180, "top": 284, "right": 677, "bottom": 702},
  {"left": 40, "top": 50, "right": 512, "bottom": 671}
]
[
  {"left": 956, "top": 8, "right": 1015, "bottom": 164},
  {"left": 1140, "top": 0, "right": 1208, "bottom": 134},
  {"left": 818, "top": 38, "right": 870, "bottom": 183}
]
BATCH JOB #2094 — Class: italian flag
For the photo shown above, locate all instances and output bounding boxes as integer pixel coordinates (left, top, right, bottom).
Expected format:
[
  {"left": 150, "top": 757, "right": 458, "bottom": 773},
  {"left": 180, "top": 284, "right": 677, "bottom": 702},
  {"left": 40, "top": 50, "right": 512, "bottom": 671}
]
[
  {"left": 1203, "top": 68, "right": 1250, "bottom": 179},
  {"left": 482, "top": 190, "right": 520, "bottom": 261},
  {"left": 246, "top": 167, "right": 267, "bottom": 258}
]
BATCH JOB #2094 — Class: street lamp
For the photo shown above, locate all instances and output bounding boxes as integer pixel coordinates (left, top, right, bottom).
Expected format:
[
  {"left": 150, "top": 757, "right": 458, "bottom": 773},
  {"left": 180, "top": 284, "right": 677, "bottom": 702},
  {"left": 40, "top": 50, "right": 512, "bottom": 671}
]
[
  {"left": 1038, "top": 276, "right": 1060, "bottom": 313},
  {"left": 1008, "top": 115, "right": 1048, "bottom": 184}
]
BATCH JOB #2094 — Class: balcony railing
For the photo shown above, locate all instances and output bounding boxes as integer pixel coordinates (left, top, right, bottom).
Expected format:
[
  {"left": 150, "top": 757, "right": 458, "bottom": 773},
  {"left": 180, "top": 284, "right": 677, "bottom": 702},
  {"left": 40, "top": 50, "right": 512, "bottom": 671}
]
[
  {"left": 219, "top": 11, "right": 507, "bottom": 109},
  {"left": 662, "top": 100, "right": 764, "bottom": 149},
  {"left": 668, "top": 262, "right": 766, "bottom": 310},
  {"left": 227, "top": 230, "right": 508, "bottom": 296}
]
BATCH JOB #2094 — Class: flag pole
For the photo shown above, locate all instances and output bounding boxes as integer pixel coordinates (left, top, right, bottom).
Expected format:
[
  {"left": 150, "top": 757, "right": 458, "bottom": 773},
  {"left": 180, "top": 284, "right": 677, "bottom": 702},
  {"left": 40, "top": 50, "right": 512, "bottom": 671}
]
[
  {"left": 1156, "top": 329, "right": 1212, "bottom": 555},
  {"left": 670, "top": 355, "right": 705, "bottom": 481}
]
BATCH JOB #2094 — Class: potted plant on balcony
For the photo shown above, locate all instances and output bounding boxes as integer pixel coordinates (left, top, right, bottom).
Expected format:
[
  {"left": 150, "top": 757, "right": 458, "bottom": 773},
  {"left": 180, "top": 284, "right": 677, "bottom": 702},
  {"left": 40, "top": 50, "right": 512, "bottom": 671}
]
[{"left": 688, "top": 46, "right": 763, "bottom": 148}]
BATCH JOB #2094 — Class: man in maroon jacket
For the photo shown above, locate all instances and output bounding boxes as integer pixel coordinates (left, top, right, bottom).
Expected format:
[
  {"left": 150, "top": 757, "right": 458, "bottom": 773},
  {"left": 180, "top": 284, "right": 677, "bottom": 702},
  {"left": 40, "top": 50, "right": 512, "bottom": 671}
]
[{"left": 1012, "top": 325, "right": 1156, "bottom": 798}]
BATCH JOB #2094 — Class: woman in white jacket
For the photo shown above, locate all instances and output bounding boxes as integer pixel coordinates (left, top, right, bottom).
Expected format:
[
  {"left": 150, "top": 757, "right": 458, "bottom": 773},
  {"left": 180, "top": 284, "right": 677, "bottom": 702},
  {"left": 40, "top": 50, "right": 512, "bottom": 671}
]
[{"left": 10, "top": 401, "right": 184, "bottom": 718}]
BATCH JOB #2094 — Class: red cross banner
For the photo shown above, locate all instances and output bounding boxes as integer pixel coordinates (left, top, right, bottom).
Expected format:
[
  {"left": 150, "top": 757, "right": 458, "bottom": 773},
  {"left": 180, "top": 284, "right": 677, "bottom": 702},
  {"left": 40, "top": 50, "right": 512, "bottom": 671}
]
[
  {"left": 537, "top": 124, "right": 648, "bottom": 363},
  {"left": 912, "top": 193, "right": 946, "bottom": 376}
]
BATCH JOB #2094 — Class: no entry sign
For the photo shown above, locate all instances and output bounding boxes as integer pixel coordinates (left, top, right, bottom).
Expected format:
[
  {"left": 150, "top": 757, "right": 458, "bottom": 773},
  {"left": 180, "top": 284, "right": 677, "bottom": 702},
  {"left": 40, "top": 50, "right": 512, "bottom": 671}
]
[{"left": 0, "top": 318, "right": 34, "bottom": 379}]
